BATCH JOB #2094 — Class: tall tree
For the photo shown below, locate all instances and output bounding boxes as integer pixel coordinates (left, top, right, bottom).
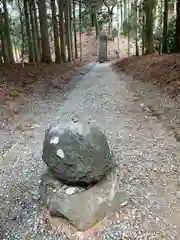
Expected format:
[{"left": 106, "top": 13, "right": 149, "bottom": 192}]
[
  {"left": 29, "top": 0, "right": 39, "bottom": 62},
  {"left": 51, "top": 0, "right": 61, "bottom": 63},
  {"left": 69, "top": 0, "right": 74, "bottom": 58},
  {"left": 58, "top": 0, "right": 66, "bottom": 62},
  {"left": 144, "top": 0, "right": 155, "bottom": 54},
  {"left": 73, "top": 0, "right": 78, "bottom": 58},
  {"left": 2, "top": 0, "right": 15, "bottom": 63},
  {"left": 79, "top": 0, "right": 82, "bottom": 61},
  {"left": 175, "top": 0, "right": 180, "bottom": 52},
  {"left": 38, "top": 0, "right": 52, "bottom": 63},
  {"left": 103, "top": 0, "right": 117, "bottom": 35},
  {"left": 64, "top": 0, "right": 72, "bottom": 61},
  {"left": 162, "top": 0, "right": 168, "bottom": 53},
  {"left": 0, "top": 8, "right": 8, "bottom": 63},
  {"left": 24, "top": 0, "right": 34, "bottom": 62},
  {"left": 32, "top": 0, "right": 41, "bottom": 58}
]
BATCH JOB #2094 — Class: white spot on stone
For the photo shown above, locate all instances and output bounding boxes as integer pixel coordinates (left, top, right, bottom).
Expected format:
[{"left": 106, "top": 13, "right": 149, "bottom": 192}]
[
  {"left": 56, "top": 149, "right": 65, "bottom": 158},
  {"left": 65, "top": 187, "right": 76, "bottom": 195},
  {"left": 50, "top": 136, "right": 59, "bottom": 144},
  {"left": 120, "top": 200, "right": 128, "bottom": 207},
  {"left": 98, "top": 196, "right": 104, "bottom": 204}
]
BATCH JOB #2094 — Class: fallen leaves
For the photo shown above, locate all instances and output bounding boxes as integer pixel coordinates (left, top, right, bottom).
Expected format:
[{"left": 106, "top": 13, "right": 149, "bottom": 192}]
[{"left": 114, "top": 54, "right": 180, "bottom": 98}]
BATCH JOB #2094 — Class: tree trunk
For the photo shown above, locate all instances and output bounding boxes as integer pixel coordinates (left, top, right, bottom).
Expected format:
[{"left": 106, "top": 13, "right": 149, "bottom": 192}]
[
  {"left": 64, "top": 0, "right": 72, "bottom": 61},
  {"left": 29, "top": 0, "right": 39, "bottom": 62},
  {"left": 162, "top": 0, "right": 168, "bottom": 53},
  {"left": 17, "top": 0, "right": 25, "bottom": 61},
  {"left": 69, "top": 0, "right": 74, "bottom": 59},
  {"left": 32, "top": 0, "right": 42, "bottom": 58},
  {"left": 175, "top": 0, "right": 180, "bottom": 52},
  {"left": 38, "top": 0, "right": 52, "bottom": 63},
  {"left": 79, "top": 0, "right": 82, "bottom": 61},
  {"left": 135, "top": 1, "right": 139, "bottom": 56},
  {"left": 0, "top": 21, "right": 8, "bottom": 63},
  {"left": 117, "top": 0, "right": 120, "bottom": 57},
  {"left": 120, "top": 1, "right": 123, "bottom": 29},
  {"left": 94, "top": 9, "right": 99, "bottom": 37},
  {"left": 2, "top": 0, "right": 15, "bottom": 63},
  {"left": 58, "top": 0, "right": 66, "bottom": 62},
  {"left": 124, "top": 0, "right": 127, "bottom": 20},
  {"left": 51, "top": 0, "right": 61, "bottom": 63},
  {"left": 73, "top": 0, "right": 78, "bottom": 59},
  {"left": 142, "top": 14, "right": 145, "bottom": 55},
  {"left": 24, "top": 0, "right": 34, "bottom": 62},
  {"left": 144, "top": 0, "right": 154, "bottom": 54}
]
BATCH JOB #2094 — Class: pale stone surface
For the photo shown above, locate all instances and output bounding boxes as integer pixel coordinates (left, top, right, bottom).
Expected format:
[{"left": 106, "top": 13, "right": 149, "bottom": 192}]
[
  {"left": 42, "top": 120, "right": 113, "bottom": 186},
  {"left": 39, "top": 168, "right": 129, "bottom": 230}
]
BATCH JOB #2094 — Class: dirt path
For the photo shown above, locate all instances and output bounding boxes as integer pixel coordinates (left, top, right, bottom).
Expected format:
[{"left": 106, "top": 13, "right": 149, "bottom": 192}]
[{"left": 1, "top": 62, "right": 180, "bottom": 239}]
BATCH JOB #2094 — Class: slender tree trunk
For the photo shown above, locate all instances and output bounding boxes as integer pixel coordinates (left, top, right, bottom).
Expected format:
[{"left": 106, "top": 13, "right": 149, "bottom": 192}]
[
  {"left": 51, "top": 0, "right": 61, "bottom": 63},
  {"left": 135, "top": 1, "right": 139, "bottom": 56},
  {"left": 17, "top": 0, "right": 25, "bottom": 61},
  {"left": 38, "top": 0, "right": 52, "bottom": 63},
  {"left": 2, "top": 0, "right": 15, "bottom": 63},
  {"left": 0, "top": 14, "right": 8, "bottom": 63},
  {"left": 32, "top": 0, "right": 41, "bottom": 58},
  {"left": 94, "top": 9, "right": 99, "bottom": 37},
  {"left": 144, "top": 0, "right": 154, "bottom": 54},
  {"left": 120, "top": 1, "right": 123, "bottom": 29},
  {"left": 162, "top": 0, "right": 168, "bottom": 53},
  {"left": 73, "top": 0, "right": 78, "bottom": 58},
  {"left": 142, "top": 14, "right": 145, "bottom": 55},
  {"left": 29, "top": 0, "right": 39, "bottom": 62},
  {"left": 64, "top": 0, "right": 72, "bottom": 61},
  {"left": 79, "top": 0, "right": 82, "bottom": 61},
  {"left": 127, "top": 0, "right": 130, "bottom": 56},
  {"left": 69, "top": 0, "right": 74, "bottom": 59},
  {"left": 58, "top": 0, "right": 66, "bottom": 62},
  {"left": 124, "top": 0, "right": 127, "bottom": 20},
  {"left": 117, "top": 0, "right": 120, "bottom": 57},
  {"left": 175, "top": 0, "right": 180, "bottom": 52},
  {"left": 24, "top": 0, "right": 34, "bottom": 62}
]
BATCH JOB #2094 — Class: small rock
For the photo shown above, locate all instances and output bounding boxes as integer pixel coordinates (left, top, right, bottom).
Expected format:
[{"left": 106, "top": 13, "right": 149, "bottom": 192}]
[{"left": 65, "top": 187, "right": 76, "bottom": 195}]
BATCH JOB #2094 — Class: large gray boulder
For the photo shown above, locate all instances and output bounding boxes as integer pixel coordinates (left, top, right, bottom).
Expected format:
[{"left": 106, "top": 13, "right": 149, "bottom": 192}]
[
  {"left": 39, "top": 168, "right": 128, "bottom": 231},
  {"left": 42, "top": 119, "right": 113, "bottom": 186}
]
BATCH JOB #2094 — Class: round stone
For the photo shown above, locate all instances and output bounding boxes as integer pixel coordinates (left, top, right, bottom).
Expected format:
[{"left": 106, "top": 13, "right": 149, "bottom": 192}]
[{"left": 42, "top": 119, "right": 114, "bottom": 186}]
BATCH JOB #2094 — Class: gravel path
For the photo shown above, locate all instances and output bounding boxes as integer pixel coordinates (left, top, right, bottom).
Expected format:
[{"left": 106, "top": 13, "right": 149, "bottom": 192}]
[{"left": 1, "top": 62, "right": 180, "bottom": 239}]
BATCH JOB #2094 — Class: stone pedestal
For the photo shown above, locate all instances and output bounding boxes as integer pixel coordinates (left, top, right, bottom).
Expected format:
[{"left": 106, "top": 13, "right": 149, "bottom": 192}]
[
  {"left": 98, "top": 35, "right": 108, "bottom": 63},
  {"left": 39, "top": 168, "right": 128, "bottom": 230}
]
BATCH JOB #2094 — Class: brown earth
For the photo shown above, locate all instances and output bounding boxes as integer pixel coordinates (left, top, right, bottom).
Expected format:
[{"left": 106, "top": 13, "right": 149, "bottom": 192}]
[{"left": 114, "top": 54, "right": 180, "bottom": 98}]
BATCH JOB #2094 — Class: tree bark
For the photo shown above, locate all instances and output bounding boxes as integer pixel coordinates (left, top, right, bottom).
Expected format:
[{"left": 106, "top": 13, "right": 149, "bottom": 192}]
[
  {"left": 144, "top": 0, "right": 154, "bottom": 54},
  {"left": 32, "top": 0, "right": 42, "bottom": 58},
  {"left": 17, "top": 0, "right": 25, "bottom": 61},
  {"left": 51, "top": 0, "right": 61, "bottom": 63},
  {"left": 2, "top": 0, "right": 15, "bottom": 63},
  {"left": 58, "top": 0, "right": 66, "bottom": 62},
  {"left": 162, "top": 0, "right": 168, "bottom": 53},
  {"left": 24, "top": 0, "right": 34, "bottom": 62},
  {"left": 73, "top": 0, "right": 78, "bottom": 58},
  {"left": 38, "top": 0, "right": 52, "bottom": 63},
  {"left": 29, "top": 0, "right": 39, "bottom": 62},
  {"left": 175, "top": 0, "right": 180, "bottom": 52},
  {"left": 0, "top": 9, "right": 8, "bottom": 63},
  {"left": 79, "top": 0, "right": 82, "bottom": 61}
]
